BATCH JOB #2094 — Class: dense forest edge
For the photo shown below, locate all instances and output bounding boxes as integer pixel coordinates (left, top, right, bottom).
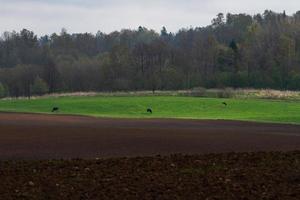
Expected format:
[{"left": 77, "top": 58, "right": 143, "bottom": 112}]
[{"left": 1, "top": 10, "right": 300, "bottom": 98}]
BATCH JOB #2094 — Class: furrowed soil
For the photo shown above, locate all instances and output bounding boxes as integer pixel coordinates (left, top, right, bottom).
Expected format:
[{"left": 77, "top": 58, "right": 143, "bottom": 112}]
[
  {"left": 0, "top": 113, "right": 299, "bottom": 199},
  {"left": 0, "top": 152, "right": 299, "bottom": 199}
]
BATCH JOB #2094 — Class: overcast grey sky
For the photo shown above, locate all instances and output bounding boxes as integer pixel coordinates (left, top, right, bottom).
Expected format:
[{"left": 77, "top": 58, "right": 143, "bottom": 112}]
[{"left": 0, "top": 0, "right": 299, "bottom": 35}]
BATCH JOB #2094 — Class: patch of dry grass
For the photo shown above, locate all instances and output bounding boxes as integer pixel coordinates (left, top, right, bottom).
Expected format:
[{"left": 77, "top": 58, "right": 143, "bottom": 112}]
[
  {"left": 2, "top": 89, "right": 300, "bottom": 100},
  {"left": 242, "top": 89, "right": 300, "bottom": 100}
]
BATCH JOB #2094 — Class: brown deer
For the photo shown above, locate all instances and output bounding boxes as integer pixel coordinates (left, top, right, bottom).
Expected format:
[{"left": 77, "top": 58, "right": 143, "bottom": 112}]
[
  {"left": 147, "top": 108, "right": 152, "bottom": 114},
  {"left": 52, "top": 107, "right": 59, "bottom": 112}
]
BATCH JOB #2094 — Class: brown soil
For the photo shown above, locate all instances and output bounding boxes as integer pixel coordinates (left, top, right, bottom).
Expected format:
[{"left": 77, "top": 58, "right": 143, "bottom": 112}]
[
  {"left": 0, "top": 113, "right": 299, "bottom": 160},
  {"left": 0, "top": 152, "right": 299, "bottom": 199}
]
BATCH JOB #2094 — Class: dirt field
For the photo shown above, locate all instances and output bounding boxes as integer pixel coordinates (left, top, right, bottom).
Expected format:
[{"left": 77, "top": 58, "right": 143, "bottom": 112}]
[
  {"left": 0, "top": 113, "right": 300, "bottom": 199},
  {"left": 0, "top": 113, "right": 299, "bottom": 159},
  {"left": 0, "top": 152, "right": 299, "bottom": 199}
]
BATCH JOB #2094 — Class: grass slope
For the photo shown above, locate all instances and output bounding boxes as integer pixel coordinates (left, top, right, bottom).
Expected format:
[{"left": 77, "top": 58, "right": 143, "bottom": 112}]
[{"left": 0, "top": 96, "right": 300, "bottom": 124}]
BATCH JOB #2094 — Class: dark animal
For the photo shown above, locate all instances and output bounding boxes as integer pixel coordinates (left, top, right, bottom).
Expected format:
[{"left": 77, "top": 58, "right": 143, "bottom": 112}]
[
  {"left": 147, "top": 108, "right": 152, "bottom": 114},
  {"left": 52, "top": 107, "right": 59, "bottom": 112},
  {"left": 222, "top": 102, "right": 227, "bottom": 106}
]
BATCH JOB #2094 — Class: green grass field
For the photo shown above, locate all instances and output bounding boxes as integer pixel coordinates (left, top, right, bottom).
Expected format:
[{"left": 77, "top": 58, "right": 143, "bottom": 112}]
[{"left": 0, "top": 96, "right": 300, "bottom": 124}]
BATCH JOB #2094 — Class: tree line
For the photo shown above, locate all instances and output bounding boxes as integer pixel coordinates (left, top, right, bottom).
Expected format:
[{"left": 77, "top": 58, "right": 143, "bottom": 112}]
[{"left": 1, "top": 10, "right": 300, "bottom": 98}]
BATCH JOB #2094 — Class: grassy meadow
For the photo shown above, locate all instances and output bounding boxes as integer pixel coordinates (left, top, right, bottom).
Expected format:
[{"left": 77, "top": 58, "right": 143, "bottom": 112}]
[{"left": 0, "top": 95, "right": 300, "bottom": 124}]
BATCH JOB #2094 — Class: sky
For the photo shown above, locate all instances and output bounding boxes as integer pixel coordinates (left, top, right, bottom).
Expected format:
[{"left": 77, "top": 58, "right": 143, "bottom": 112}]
[{"left": 0, "top": 0, "right": 299, "bottom": 36}]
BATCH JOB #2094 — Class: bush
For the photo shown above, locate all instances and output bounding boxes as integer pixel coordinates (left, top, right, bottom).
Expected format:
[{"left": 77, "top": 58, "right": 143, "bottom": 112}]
[
  {"left": 217, "top": 87, "right": 234, "bottom": 98},
  {"left": 288, "top": 73, "right": 300, "bottom": 90},
  {"left": 0, "top": 83, "right": 8, "bottom": 98},
  {"left": 190, "top": 87, "right": 207, "bottom": 97},
  {"left": 31, "top": 77, "right": 49, "bottom": 96}
]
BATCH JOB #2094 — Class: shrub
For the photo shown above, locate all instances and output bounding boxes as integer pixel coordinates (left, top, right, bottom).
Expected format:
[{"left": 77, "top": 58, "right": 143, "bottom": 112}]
[
  {"left": 217, "top": 87, "right": 234, "bottom": 98},
  {"left": 190, "top": 87, "right": 207, "bottom": 97},
  {"left": 31, "top": 77, "right": 49, "bottom": 96},
  {"left": 0, "top": 83, "right": 8, "bottom": 98},
  {"left": 288, "top": 73, "right": 300, "bottom": 90}
]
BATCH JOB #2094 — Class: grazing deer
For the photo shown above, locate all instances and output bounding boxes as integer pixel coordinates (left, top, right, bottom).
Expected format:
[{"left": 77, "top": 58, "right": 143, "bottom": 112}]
[
  {"left": 222, "top": 102, "right": 227, "bottom": 106},
  {"left": 147, "top": 108, "right": 152, "bottom": 114},
  {"left": 52, "top": 107, "right": 59, "bottom": 112}
]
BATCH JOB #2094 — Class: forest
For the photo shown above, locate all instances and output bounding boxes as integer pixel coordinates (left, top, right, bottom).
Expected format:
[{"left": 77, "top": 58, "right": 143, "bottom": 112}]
[{"left": 1, "top": 10, "right": 300, "bottom": 97}]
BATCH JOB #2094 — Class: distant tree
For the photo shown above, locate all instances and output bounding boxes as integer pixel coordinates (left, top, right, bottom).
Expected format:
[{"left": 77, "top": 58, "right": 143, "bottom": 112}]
[
  {"left": 1, "top": 10, "right": 300, "bottom": 96},
  {"left": 161, "top": 26, "right": 168, "bottom": 37},
  {"left": 43, "top": 56, "right": 60, "bottom": 93},
  {"left": 212, "top": 13, "right": 225, "bottom": 28}
]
